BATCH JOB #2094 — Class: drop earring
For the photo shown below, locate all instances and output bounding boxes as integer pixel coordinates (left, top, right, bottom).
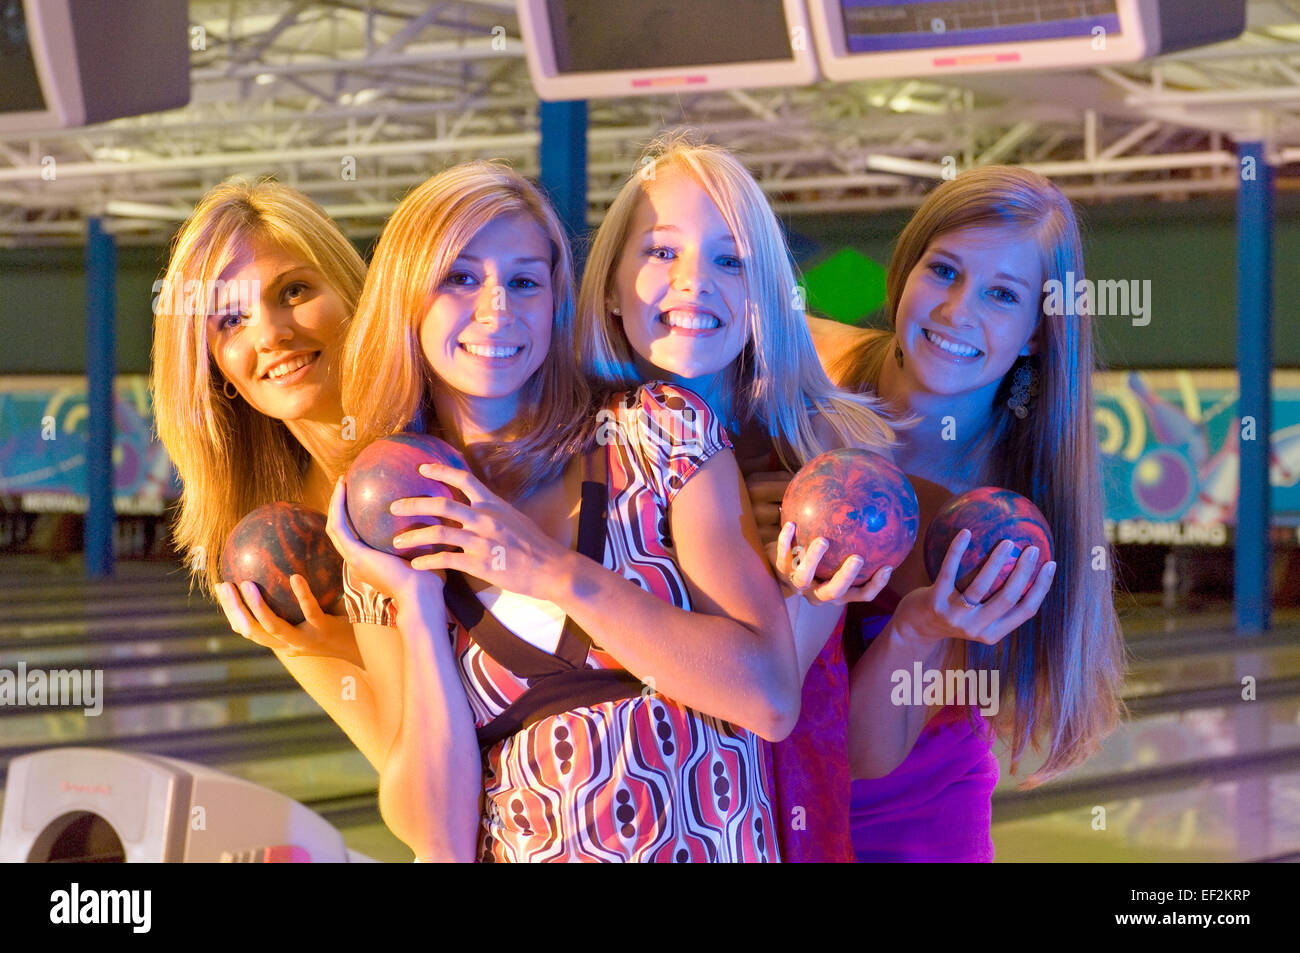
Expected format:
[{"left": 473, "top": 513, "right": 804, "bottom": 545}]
[{"left": 1006, "top": 359, "right": 1039, "bottom": 419}]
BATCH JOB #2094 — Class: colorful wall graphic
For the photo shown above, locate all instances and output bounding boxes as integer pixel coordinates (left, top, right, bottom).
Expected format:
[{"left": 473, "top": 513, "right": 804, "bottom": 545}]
[
  {"left": 0, "top": 376, "right": 179, "bottom": 514},
  {"left": 2, "top": 372, "right": 1299, "bottom": 546},
  {"left": 1097, "top": 370, "right": 1300, "bottom": 546}
]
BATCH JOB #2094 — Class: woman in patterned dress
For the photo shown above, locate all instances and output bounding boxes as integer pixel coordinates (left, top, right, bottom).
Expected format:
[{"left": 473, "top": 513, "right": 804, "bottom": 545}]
[
  {"left": 574, "top": 138, "right": 1056, "bottom": 862},
  {"left": 324, "top": 160, "right": 800, "bottom": 862}
]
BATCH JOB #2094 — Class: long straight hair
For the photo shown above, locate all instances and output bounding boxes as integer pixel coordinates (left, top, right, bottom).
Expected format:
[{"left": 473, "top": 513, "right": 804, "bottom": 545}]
[
  {"left": 340, "top": 160, "right": 599, "bottom": 499},
  {"left": 835, "top": 166, "right": 1126, "bottom": 784},
  {"left": 151, "top": 180, "right": 365, "bottom": 592},
  {"left": 577, "top": 136, "right": 896, "bottom": 470}
]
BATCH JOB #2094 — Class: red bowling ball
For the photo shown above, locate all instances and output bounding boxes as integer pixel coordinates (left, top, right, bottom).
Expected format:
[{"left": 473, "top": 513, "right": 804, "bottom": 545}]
[
  {"left": 220, "top": 502, "right": 344, "bottom": 625},
  {"left": 345, "top": 433, "right": 466, "bottom": 559},
  {"left": 923, "top": 487, "right": 1054, "bottom": 596},
  {"left": 781, "top": 448, "right": 919, "bottom": 583}
]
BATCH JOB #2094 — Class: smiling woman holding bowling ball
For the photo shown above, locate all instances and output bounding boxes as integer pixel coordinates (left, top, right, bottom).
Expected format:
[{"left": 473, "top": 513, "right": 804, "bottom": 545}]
[
  {"left": 149, "top": 180, "right": 394, "bottom": 765},
  {"left": 575, "top": 137, "right": 1042, "bottom": 864},
  {"left": 808, "top": 165, "right": 1126, "bottom": 861},
  {"left": 577, "top": 137, "right": 907, "bottom": 862},
  {"left": 327, "top": 160, "right": 800, "bottom": 862}
]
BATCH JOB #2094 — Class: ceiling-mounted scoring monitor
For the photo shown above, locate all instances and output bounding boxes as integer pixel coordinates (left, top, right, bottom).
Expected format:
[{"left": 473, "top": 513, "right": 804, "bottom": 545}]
[
  {"left": 0, "top": 0, "right": 190, "bottom": 132},
  {"left": 806, "top": 0, "right": 1248, "bottom": 81},
  {"left": 516, "top": 0, "right": 819, "bottom": 100}
]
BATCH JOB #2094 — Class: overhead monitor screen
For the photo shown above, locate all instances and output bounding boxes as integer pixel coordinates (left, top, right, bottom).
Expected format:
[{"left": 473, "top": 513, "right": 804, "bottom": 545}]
[
  {"left": 838, "top": 0, "right": 1122, "bottom": 53},
  {"left": 546, "top": 0, "right": 795, "bottom": 72},
  {"left": 0, "top": 0, "right": 45, "bottom": 113}
]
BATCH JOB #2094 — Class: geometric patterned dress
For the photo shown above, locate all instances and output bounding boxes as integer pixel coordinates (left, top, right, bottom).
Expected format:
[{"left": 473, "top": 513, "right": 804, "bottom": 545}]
[{"left": 344, "top": 383, "right": 778, "bottom": 862}]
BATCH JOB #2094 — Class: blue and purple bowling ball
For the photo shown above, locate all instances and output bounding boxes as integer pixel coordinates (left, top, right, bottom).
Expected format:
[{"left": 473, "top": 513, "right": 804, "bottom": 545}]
[
  {"left": 781, "top": 448, "right": 919, "bottom": 583},
  {"left": 220, "top": 502, "right": 344, "bottom": 625},
  {"left": 923, "top": 487, "right": 1054, "bottom": 596},
  {"left": 344, "top": 433, "right": 466, "bottom": 559}
]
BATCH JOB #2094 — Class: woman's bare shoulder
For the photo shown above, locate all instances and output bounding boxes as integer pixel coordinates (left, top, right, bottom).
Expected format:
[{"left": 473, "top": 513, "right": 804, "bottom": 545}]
[{"left": 805, "top": 314, "right": 872, "bottom": 385}]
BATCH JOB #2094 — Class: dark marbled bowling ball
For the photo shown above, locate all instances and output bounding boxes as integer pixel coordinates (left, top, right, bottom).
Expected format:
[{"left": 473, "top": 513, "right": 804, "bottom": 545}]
[
  {"left": 781, "top": 448, "right": 919, "bottom": 583},
  {"left": 923, "top": 487, "right": 1054, "bottom": 596},
  {"left": 345, "top": 433, "right": 466, "bottom": 559},
  {"left": 220, "top": 502, "right": 343, "bottom": 625}
]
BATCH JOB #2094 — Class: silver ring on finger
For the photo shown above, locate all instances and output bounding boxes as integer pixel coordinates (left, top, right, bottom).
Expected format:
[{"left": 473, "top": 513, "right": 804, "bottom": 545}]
[{"left": 956, "top": 591, "right": 981, "bottom": 610}]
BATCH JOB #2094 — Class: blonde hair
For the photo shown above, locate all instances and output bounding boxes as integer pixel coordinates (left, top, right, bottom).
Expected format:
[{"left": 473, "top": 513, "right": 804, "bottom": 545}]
[
  {"left": 837, "top": 166, "right": 1126, "bottom": 785},
  {"left": 577, "top": 135, "right": 895, "bottom": 469},
  {"left": 151, "top": 179, "right": 366, "bottom": 593},
  {"left": 341, "top": 160, "right": 597, "bottom": 499}
]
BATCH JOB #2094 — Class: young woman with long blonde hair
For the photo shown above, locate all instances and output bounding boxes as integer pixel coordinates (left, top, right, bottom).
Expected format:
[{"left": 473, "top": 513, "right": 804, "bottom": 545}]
[
  {"left": 575, "top": 138, "right": 1053, "bottom": 862},
  {"left": 326, "top": 160, "right": 800, "bottom": 862},
  {"left": 150, "top": 180, "right": 397, "bottom": 767}
]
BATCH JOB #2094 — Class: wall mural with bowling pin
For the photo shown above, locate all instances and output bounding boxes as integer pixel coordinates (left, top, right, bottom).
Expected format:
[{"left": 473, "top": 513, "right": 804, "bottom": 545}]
[
  {"left": 1095, "top": 370, "right": 1300, "bottom": 546},
  {"left": 0, "top": 375, "right": 179, "bottom": 514}
]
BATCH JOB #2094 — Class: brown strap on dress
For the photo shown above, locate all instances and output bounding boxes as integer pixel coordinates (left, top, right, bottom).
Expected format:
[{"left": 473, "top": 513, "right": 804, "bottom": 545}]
[{"left": 442, "top": 444, "right": 642, "bottom": 748}]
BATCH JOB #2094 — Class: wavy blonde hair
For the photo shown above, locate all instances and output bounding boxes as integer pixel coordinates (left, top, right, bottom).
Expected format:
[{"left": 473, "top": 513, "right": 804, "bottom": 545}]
[
  {"left": 151, "top": 179, "right": 366, "bottom": 592},
  {"left": 341, "top": 160, "right": 597, "bottom": 498},
  {"left": 835, "top": 165, "right": 1126, "bottom": 784},
  {"left": 577, "top": 136, "right": 896, "bottom": 470}
]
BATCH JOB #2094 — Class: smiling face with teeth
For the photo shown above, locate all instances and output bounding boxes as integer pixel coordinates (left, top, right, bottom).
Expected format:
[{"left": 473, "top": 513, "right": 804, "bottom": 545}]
[
  {"left": 206, "top": 236, "right": 348, "bottom": 426},
  {"left": 608, "top": 169, "right": 751, "bottom": 386},
  {"left": 418, "top": 212, "right": 553, "bottom": 429},
  {"left": 894, "top": 225, "right": 1043, "bottom": 404}
]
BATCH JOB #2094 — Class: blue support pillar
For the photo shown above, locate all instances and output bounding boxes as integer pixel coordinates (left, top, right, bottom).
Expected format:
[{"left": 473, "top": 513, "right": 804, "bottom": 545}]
[
  {"left": 85, "top": 217, "right": 116, "bottom": 579},
  {"left": 1235, "top": 142, "right": 1273, "bottom": 634},
  {"left": 538, "top": 100, "right": 588, "bottom": 272}
]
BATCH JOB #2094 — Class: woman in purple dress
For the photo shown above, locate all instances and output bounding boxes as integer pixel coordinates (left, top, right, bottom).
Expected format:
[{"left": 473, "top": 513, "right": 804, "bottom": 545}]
[{"left": 806, "top": 166, "right": 1126, "bottom": 861}]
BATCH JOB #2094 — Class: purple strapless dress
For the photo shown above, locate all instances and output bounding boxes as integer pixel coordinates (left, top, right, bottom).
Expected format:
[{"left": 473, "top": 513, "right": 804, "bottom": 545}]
[
  {"left": 845, "top": 598, "right": 999, "bottom": 863},
  {"left": 849, "top": 706, "right": 998, "bottom": 862}
]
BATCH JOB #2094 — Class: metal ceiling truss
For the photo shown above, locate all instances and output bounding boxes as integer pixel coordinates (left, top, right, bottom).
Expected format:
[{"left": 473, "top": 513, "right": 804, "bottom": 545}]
[{"left": 0, "top": 0, "right": 1296, "bottom": 247}]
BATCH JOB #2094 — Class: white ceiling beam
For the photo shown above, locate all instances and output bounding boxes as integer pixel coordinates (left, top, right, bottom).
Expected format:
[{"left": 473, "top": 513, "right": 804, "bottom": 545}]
[
  {"left": 976, "top": 121, "right": 1038, "bottom": 166},
  {"left": 1023, "top": 150, "right": 1238, "bottom": 177},
  {"left": 103, "top": 201, "right": 193, "bottom": 221},
  {"left": 1098, "top": 120, "right": 1163, "bottom": 160},
  {"left": 1126, "top": 84, "right": 1300, "bottom": 106}
]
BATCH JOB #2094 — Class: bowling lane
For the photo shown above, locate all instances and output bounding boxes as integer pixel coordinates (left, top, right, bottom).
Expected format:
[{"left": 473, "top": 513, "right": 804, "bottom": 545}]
[
  {"left": 993, "top": 768, "right": 1300, "bottom": 862},
  {"left": 0, "top": 556, "right": 411, "bottom": 862},
  {"left": 0, "top": 686, "right": 322, "bottom": 744},
  {"left": 6, "top": 556, "right": 1299, "bottom": 864},
  {"left": 994, "top": 695, "right": 1300, "bottom": 786},
  {"left": 0, "top": 589, "right": 202, "bottom": 620},
  {"left": 1125, "top": 637, "right": 1300, "bottom": 698},
  {"left": 991, "top": 603, "right": 1300, "bottom": 861},
  {"left": 0, "top": 609, "right": 227, "bottom": 645}
]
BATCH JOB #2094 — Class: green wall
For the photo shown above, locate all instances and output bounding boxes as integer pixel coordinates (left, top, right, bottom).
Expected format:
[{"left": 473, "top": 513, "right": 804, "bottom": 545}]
[
  {"left": 0, "top": 197, "right": 1294, "bottom": 373},
  {"left": 782, "top": 193, "right": 1299, "bottom": 369},
  {"left": 0, "top": 245, "right": 168, "bottom": 374},
  {"left": 0, "top": 238, "right": 376, "bottom": 375}
]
